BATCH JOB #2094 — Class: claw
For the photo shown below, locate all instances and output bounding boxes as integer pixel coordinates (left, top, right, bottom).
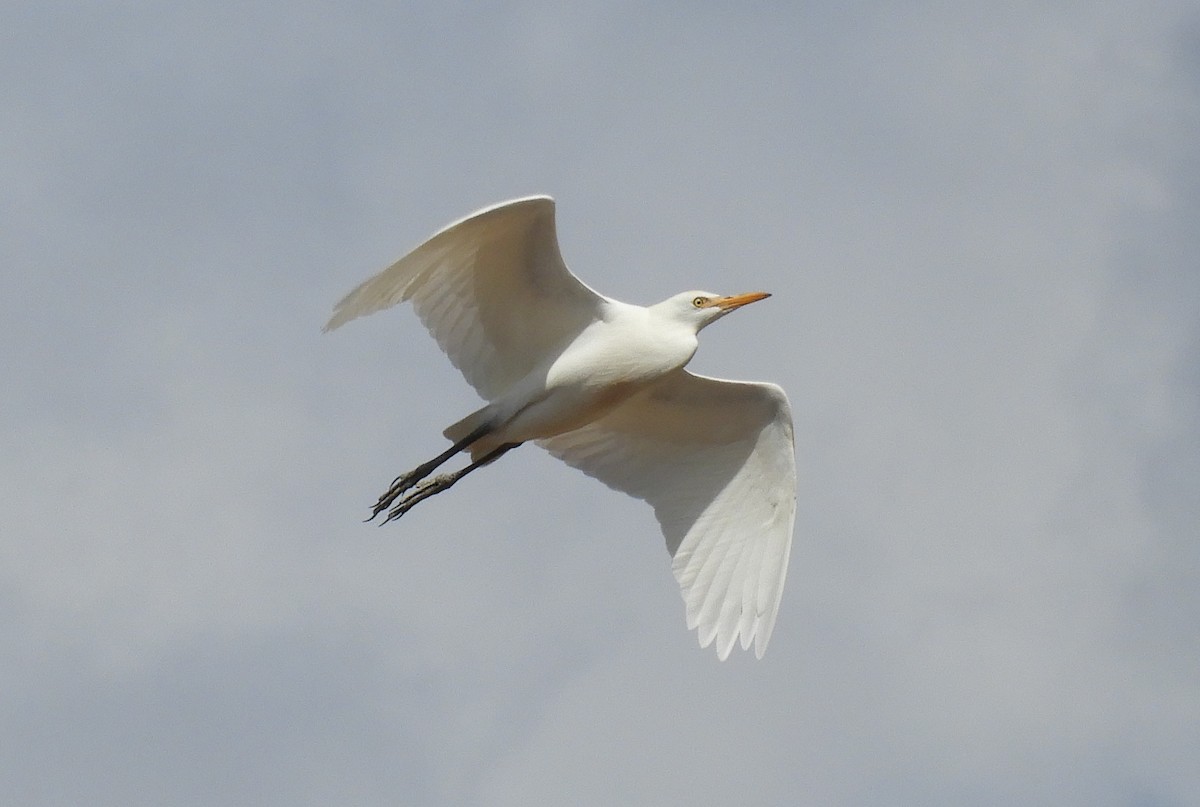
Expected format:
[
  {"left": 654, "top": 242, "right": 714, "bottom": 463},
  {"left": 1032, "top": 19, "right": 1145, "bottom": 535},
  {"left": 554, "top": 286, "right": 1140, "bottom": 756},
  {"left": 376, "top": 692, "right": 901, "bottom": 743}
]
[
  {"left": 367, "top": 469, "right": 427, "bottom": 521},
  {"left": 381, "top": 474, "right": 453, "bottom": 523},
  {"left": 368, "top": 442, "right": 521, "bottom": 526}
]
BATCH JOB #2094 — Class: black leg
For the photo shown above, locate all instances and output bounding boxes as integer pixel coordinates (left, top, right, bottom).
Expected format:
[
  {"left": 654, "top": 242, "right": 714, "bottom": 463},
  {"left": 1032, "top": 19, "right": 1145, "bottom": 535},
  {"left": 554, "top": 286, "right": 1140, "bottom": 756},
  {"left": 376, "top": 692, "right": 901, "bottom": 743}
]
[
  {"left": 379, "top": 442, "right": 521, "bottom": 525},
  {"left": 368, "top": 423, "right": 492, "bottom": 522}
]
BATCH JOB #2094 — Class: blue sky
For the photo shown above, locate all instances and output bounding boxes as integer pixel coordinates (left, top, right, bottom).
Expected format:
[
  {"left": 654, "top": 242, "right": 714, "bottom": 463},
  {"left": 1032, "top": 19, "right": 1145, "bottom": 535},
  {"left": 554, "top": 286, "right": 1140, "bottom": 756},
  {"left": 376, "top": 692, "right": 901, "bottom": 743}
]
[{"left": 3, "top": 2, "right": 1198, "bottom": 805}]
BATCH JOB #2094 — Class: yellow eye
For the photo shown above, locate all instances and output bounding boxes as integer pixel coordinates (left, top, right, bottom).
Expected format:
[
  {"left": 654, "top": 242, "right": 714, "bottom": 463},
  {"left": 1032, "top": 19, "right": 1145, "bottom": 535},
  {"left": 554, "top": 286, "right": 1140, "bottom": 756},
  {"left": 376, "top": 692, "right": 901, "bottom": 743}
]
[{"left": 692, "top": 296, "right": 709, "bottom": 307}]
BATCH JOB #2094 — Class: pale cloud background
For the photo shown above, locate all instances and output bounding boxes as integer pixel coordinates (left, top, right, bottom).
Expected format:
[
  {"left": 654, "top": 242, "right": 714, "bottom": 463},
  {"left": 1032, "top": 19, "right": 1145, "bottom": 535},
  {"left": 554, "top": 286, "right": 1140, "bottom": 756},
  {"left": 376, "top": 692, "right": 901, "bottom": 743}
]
[{"left": 3, "top": 2, "right": 1198, "bottom": 805}]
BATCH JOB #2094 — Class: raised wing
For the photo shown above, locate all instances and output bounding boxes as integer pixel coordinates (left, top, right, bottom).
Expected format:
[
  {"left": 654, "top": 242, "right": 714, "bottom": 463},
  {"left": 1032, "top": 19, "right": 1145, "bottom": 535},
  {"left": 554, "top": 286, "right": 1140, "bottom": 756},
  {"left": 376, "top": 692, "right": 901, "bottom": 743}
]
[
  {"left": 538, "top": 370, "right": 796, "bottom": 660},
  {"left": 325, "top": 196, "right": 609, "bottom": 400}
]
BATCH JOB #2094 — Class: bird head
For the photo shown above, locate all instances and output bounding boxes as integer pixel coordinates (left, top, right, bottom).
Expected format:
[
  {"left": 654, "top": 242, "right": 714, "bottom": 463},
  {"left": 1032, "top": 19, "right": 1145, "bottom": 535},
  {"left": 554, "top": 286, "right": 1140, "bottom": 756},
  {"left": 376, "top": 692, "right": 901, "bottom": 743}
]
[{"left": 662, "top": 290, "right": 772, "bottom": 332}]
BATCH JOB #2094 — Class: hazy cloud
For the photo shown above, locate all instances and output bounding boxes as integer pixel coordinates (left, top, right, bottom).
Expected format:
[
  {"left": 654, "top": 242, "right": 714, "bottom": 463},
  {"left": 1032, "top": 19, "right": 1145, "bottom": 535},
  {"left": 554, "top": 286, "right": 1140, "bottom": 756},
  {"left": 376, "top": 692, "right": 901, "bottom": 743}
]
[{"left": 3, "top": 2, "right": 1197, "bottom": 805}]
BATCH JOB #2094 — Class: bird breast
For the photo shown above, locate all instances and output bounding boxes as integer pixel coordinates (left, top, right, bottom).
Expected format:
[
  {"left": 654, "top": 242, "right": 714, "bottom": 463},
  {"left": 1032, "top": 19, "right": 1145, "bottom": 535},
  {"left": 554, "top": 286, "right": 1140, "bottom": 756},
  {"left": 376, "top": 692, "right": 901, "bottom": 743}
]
[
  {"left": 547, "top": 312, "right": 699, "bottom": 390},
  {"left": 494, "top": 313, "right": 699, "bottom": 443}
]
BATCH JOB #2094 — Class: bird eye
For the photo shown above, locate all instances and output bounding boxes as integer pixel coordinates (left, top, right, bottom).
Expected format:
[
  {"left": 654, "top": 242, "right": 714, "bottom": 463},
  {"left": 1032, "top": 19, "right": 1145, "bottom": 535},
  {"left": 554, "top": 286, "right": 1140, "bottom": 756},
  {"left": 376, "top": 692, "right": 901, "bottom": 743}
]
[{"left": 692, "top": 296, "right": 709, "bottom": 308}]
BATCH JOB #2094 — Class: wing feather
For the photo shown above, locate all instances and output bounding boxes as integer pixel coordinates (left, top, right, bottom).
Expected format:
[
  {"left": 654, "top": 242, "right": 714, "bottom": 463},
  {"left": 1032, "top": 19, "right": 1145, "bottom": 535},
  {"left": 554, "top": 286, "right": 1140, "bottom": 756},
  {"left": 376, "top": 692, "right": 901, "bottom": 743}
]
[
  {"left": 325, "top": 196, "right": 608, "bottom": 400},
  {"left": 539, "top": 369, "right": 797, "bottom": 659}
]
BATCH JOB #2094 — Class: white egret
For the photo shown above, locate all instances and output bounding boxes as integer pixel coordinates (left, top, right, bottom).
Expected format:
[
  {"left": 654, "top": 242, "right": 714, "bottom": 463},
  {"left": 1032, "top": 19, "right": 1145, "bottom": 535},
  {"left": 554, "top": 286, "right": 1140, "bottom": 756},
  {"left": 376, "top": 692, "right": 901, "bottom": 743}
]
[{"left": 325, "top": 196, "right": 796, "bottom": 659}]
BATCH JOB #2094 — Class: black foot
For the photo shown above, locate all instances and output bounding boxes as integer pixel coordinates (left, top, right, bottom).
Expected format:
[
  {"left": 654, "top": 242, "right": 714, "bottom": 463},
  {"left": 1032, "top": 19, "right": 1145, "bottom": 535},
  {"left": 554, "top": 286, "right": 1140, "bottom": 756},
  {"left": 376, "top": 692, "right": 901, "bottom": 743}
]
[
  {"left": 378, "top": 473, "right": 456, "bottom": 524},
  {"left": 368, "top": 441, "right": 520, "bottom": 525},
  {"left": 366, "top": 470, "right": 426, "bottom": 522}
]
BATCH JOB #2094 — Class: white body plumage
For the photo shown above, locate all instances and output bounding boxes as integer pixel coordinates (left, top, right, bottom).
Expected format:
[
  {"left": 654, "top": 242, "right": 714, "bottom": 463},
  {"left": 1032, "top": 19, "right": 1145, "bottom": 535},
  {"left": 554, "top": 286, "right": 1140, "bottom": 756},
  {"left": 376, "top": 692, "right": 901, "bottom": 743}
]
[{"left": 326, "top": 196, "right": 797, "bottom": 660}]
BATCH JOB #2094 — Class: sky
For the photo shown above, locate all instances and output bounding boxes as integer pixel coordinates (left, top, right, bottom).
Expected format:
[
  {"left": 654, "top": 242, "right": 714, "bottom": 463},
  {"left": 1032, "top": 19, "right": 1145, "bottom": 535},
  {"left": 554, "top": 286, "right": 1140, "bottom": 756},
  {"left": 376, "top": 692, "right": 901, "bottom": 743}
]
[{"left": 3, "top": 2, "right": 1198, "bottom": 805}]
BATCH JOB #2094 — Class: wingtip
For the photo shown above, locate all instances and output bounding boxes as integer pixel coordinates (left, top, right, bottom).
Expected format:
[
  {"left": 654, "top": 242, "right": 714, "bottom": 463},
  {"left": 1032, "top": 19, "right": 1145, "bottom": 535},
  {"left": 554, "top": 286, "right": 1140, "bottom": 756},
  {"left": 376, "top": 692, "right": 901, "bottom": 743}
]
[
  {"left": 466, "top": 194, "right": 556, "bottom": 220},
  {"left": 691, "top": 610, "right": 773, "bottom": 661}
]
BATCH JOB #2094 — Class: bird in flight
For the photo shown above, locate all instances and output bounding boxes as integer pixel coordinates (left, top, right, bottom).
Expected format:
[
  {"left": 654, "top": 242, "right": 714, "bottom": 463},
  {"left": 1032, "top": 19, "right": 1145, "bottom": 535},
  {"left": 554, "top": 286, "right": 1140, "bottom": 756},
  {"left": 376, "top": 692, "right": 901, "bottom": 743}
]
[{"left": 325, "top": 196, "right": 796, "bottom": 659}]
